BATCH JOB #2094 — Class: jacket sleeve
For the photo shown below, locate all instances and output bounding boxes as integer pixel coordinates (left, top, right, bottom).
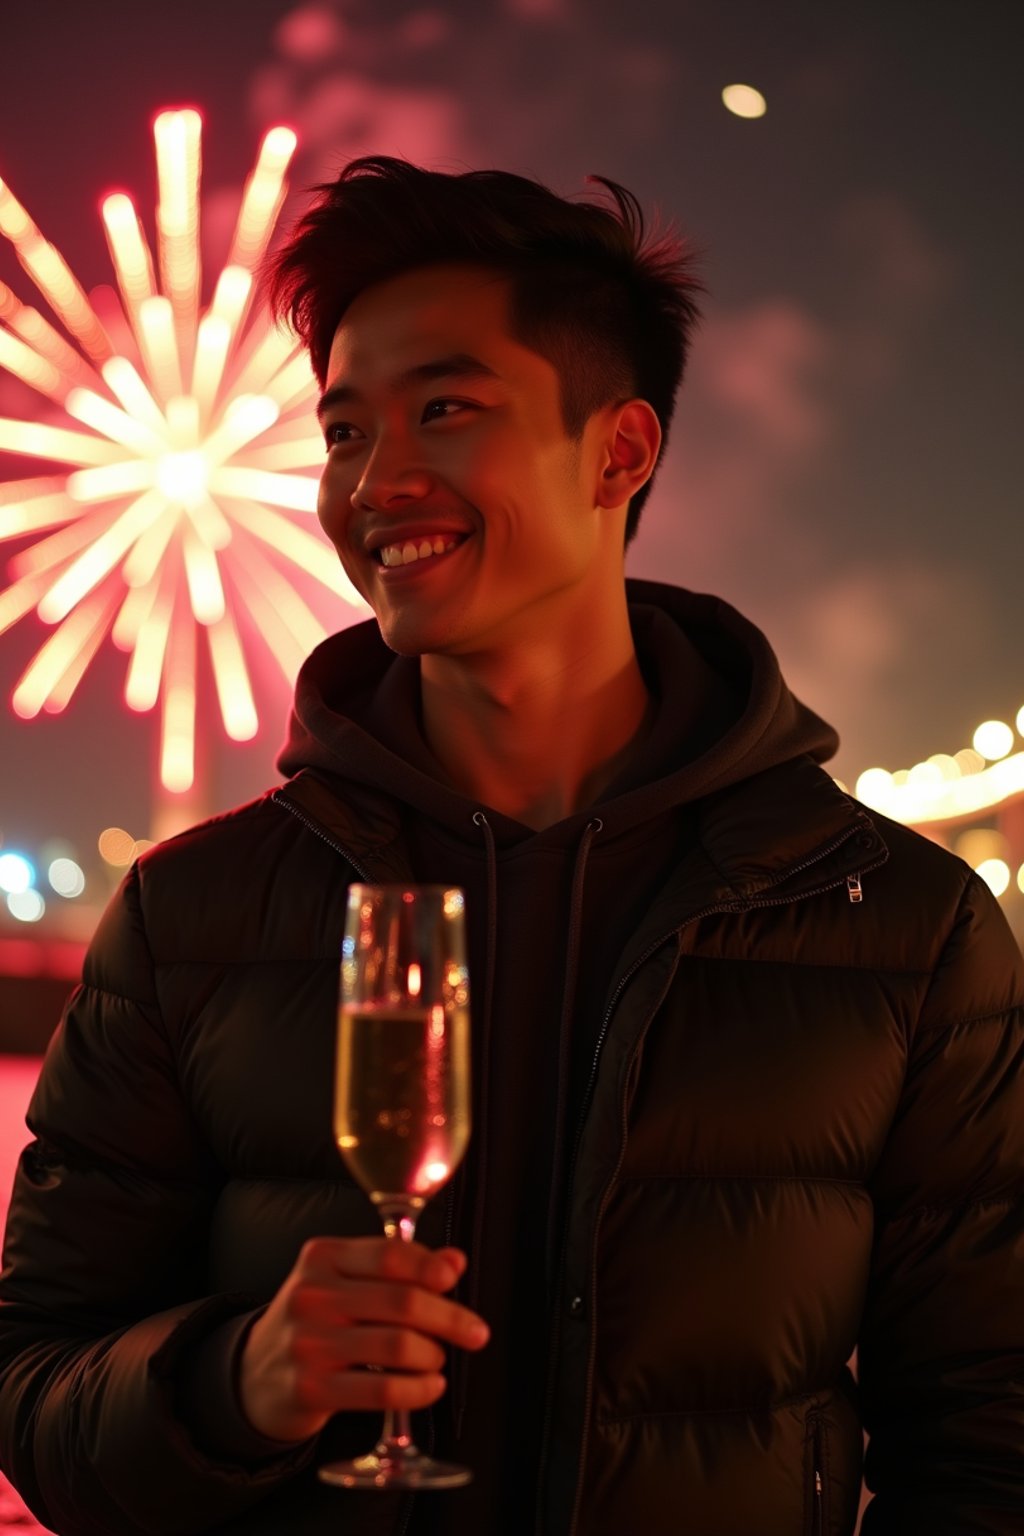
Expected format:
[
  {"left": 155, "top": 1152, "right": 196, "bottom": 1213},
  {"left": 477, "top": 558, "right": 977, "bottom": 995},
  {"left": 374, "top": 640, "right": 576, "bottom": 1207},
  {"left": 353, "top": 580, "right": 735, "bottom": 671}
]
[
  {"left": 0, "top": 862, "right": 318, "bottom": 1536},
  {"left": 858, "top": 870, "right": 1024, "bottom": 1536}
]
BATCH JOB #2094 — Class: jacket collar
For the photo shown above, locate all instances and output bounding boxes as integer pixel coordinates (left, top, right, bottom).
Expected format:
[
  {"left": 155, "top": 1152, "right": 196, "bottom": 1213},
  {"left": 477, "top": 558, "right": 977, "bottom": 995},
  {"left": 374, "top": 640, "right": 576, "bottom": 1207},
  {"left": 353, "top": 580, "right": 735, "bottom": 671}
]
[
  {"left": 695, "top": 754, "right": 886, "bottom": 905},
  {"left": 275, "top": 753, "right": 888, "bottom": 915},
  {"left": 272, "top": 770, "right": 412, "bottom": 881},
  {"left": 597, "top": 755, "right": 888, "bottom": 998}
]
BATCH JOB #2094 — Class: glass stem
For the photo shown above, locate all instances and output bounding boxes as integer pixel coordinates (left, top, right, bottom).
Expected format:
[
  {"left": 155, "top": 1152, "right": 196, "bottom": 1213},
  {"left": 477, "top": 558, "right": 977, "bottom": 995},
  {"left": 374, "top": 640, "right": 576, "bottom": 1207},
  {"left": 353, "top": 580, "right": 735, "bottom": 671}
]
[{"left": 376, "top": 1202, "right": 421, "bottom": 1459}]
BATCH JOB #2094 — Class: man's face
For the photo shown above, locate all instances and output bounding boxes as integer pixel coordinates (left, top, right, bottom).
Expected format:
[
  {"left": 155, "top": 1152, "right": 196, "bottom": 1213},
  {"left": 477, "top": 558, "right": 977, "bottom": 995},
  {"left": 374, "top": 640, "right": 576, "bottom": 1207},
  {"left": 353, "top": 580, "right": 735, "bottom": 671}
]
[{"left": 316, "top": 261, "right": 621, "bottom": 659}]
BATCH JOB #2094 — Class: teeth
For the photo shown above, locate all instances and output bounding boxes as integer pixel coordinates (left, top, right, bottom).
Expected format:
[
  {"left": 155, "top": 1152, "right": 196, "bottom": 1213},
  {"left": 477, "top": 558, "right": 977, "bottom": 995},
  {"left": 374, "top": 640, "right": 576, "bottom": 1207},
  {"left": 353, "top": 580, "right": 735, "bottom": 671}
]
[{"left": 379, "top": 536, "right": 461, "bottom": 568}]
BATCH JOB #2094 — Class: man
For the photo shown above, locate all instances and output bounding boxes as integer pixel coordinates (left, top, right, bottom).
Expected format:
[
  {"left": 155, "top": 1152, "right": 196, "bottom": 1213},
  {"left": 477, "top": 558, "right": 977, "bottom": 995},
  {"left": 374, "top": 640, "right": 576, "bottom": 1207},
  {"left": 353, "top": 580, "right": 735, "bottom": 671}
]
[{"left": 1, "top": 156, "right": 1022, "bottom": 1536}]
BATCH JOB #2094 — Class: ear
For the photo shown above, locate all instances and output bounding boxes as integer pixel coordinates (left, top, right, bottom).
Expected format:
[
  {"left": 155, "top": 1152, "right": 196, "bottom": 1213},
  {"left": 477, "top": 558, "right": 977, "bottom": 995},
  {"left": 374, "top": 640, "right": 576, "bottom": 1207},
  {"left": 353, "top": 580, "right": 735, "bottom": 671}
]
[{"left": 594, "top": 400, "right": 662, "bottom": 511}]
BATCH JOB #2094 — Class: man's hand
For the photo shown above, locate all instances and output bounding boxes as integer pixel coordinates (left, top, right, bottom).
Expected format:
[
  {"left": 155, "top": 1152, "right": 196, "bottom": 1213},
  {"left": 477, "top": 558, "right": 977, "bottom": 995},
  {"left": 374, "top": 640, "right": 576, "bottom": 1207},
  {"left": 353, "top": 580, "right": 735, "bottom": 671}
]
[{"left": 238, "top": 1236, "right": 490, "bottom": 1443}]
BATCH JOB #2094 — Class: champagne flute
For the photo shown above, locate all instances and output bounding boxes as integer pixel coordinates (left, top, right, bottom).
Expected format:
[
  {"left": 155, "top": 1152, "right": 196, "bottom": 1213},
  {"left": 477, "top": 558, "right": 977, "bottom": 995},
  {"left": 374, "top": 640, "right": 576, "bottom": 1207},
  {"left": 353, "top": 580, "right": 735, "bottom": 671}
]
[{"left": 318, "top": 884, "right": 473, "bottom": 1490}]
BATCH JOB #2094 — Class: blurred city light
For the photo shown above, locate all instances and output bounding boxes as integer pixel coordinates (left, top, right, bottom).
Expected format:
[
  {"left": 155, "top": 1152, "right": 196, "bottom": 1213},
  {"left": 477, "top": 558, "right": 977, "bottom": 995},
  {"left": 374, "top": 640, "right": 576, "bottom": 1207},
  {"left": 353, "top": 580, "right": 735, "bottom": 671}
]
[
  {"left": 47, "top": 857, "right": 85, "bottom": 897},
  {"left": 953, "top": 748, "right": 986, "bottom": 775},
  {"left": 955, "top": 829, "right": 1007, "bottom": 869},
  {"left": 0, "top": 852, "right": 34, "bottom": 894},
  {"left": 976, "top": 858, "right": 1011, "bottom": 897},
  {"left": 857, "top": 744, "right": 1024, "bottom": 824},
  {"left": 722, "top": 83, "right": 767, "bottom": 119},
  {"left": 973, "top": 719, "right": 1014, "bottom": 761},
  {"left": 98, "top": 826, "right": 136, "bottom": 866},
  {"left": 7, "top": 888, "right": 45, "bottom": 922}
]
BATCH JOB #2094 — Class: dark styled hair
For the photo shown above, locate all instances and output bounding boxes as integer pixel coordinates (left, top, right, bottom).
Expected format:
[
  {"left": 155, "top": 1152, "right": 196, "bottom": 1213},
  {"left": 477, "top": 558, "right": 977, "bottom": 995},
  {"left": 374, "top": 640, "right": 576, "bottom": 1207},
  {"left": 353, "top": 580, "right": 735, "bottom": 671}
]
[{"left": 265, "top": 156, "right": 703, "bottom": 546}]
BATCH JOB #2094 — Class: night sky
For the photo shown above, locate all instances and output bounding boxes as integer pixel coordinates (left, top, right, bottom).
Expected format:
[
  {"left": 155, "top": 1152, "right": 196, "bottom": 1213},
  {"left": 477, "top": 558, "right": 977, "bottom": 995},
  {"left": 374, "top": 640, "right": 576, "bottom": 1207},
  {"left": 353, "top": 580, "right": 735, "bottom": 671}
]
[{"left": 1, "top": 0, "right": 1021, "bottom": 919}]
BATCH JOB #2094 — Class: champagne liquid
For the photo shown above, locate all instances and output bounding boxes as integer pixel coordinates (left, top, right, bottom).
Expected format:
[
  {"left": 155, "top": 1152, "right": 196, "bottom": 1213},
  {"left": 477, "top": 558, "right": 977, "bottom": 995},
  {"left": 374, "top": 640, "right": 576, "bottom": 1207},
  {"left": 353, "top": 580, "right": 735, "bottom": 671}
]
[{"left": 335, "top": 1003, "right": 470, "bottom": 1206}]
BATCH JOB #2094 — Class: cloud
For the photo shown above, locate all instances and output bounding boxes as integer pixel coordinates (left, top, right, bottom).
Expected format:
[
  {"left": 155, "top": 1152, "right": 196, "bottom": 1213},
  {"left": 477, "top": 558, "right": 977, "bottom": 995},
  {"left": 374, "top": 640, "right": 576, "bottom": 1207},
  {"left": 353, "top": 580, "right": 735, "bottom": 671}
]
[
  {"left": 833, "top": 192, "right": 956, "bottom": 318},
  {"left": 502, "top": 0, "right": 573, "bottom": 21},
  {"left": 286, "top": 74, "right": 464, "bottom": 170},
  {"left": 769, "top": 557, "right": 996, "bottom": 775},
  {"left": 631, "top": 298, "right": 839, "bottom": 585},
  {"left": 252, "top": 1, "right": 679, "bottom": 182},
  {"left": 632, "top": 275, "right": 989, "bottom": 779},
  {"left": 274, "top": 5, "right": 347, "bottom": 62},
  {"left": 827, "top": 193, "right": 959, "bottom": 392},
  {"left": 689, "top": 300, "right": 835, "bottom": 459}
]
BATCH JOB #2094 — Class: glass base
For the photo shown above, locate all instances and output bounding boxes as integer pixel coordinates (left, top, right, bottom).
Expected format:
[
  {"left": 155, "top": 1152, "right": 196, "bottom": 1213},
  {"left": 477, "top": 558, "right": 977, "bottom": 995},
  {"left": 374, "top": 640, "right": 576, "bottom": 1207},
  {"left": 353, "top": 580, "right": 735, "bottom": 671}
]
[{"left": 318, "top": 1447, "right": 472, "bottom": 1490}]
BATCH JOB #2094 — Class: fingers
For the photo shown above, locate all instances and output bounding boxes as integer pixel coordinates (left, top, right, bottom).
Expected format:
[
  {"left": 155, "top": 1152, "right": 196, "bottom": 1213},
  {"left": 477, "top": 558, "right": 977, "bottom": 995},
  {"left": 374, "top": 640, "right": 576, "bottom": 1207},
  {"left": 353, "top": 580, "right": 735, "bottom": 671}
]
[
  {"left": 290, "top": 1279, "right": 490, "bottom": 1351},
  {"left": 295, "top": 1324, "right": 447, "bottom": 1375},
  {"left": 305, "top": 1369, "right": 448, "bottom": 1415},
  {"left": 298, "top": 1236, "right": 467, "bottom": 1294},
  {"left": 241, "top": 1239, "right": 489, "bottom": 1439}
]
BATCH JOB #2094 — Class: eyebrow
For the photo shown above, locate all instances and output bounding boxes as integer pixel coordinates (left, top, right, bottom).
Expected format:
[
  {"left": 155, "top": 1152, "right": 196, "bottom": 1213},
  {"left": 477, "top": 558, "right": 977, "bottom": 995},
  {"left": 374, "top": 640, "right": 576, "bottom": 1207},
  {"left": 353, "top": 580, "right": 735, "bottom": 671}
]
[{"left": 316, "top": 353, "right": 503, "bottom": 421}]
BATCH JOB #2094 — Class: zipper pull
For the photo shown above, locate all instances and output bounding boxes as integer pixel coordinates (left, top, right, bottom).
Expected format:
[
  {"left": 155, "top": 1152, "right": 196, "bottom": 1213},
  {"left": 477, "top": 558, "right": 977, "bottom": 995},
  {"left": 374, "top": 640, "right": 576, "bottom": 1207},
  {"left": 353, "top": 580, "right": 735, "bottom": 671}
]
[
  {"left": 847, "top": 873, "right": 863, "bottom": 904},
  {"left": 815, "top": 1470, "right": 822, "bottom": 1494}
]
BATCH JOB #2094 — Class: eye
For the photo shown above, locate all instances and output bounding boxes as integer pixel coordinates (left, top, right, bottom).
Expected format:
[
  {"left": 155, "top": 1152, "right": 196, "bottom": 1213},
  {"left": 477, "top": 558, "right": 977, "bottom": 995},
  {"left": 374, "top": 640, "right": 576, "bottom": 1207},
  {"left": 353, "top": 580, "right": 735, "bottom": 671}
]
[
  {"left": 421, "top": 398, "right": 470, "bottom": 422},
  {"left": 323, "top": 399, "right": 473, "bottom": 450},
  {"left": 324, "top": 421, "right": 362, "bottom": 448}
]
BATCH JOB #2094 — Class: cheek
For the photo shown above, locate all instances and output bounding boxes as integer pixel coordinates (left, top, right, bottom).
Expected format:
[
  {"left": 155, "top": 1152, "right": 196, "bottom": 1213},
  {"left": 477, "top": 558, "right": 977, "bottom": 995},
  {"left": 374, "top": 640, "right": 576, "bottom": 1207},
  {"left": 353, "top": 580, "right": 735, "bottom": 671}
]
[{"left": 316, "top": 464, "right": 348, "bottom": 547}]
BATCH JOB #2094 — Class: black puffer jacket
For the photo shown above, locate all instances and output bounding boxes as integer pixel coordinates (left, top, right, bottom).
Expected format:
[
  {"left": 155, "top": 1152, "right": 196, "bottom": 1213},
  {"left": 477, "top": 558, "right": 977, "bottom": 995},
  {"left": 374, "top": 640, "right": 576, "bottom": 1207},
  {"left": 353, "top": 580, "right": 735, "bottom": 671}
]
[{"left": 1, "top": 581, "right": 1022, "bottom": 1536}]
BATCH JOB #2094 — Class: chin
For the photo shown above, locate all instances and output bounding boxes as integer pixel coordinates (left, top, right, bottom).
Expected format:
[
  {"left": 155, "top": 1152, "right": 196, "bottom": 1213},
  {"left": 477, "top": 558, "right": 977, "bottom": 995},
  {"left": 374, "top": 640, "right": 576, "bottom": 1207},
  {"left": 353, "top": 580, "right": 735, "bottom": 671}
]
[
  {"left": 377, "top": 631, "right": 427, "bottom": 659},
  {"left": 374, "top": 615, "right": 452, "bottom": 658}
]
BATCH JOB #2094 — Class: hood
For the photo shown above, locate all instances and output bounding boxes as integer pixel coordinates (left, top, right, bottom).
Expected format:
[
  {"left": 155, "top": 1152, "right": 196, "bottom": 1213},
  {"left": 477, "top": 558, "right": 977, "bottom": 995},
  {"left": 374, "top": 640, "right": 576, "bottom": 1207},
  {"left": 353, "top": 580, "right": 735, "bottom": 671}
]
[{"left": 276, "top": 577, "right": 839, "bottom": 841}]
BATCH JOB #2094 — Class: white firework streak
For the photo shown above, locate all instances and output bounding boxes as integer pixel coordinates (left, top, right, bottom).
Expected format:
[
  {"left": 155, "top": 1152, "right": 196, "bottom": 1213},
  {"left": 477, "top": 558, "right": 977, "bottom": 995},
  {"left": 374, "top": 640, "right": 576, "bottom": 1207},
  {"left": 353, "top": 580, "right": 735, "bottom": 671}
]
[{"left": 0, "top": 109, "right": 363, "bottom": 792}]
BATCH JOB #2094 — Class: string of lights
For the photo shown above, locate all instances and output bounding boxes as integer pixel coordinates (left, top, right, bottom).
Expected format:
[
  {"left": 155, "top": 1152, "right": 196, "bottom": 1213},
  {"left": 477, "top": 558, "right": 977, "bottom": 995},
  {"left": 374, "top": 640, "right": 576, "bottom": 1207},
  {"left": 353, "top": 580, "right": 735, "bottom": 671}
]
[{"left": 850, "top": 708, "right": 1024, "bottom": 901}]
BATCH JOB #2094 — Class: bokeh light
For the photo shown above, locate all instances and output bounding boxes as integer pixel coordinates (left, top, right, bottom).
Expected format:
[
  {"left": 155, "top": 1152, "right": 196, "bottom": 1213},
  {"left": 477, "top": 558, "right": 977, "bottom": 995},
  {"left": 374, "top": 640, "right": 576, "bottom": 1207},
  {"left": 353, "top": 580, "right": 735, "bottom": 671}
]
[
  {"left": 953, "top": 748, "right": 986, "bottom": 775},
  {"left": 972, "top": 720, "right": 1014, "bottom": 761},
  {"left": 976, "top": 858, "right": 1011, "bottom": 898},
  {"left": 955, "top": 829, "right": 1007, "bottom": 869},
  {"left": 854, "top": 767, "right": 893, "bottom": 804},
  {"left": 98, "top": 826, "right": 136, "bottom": 866},
  {"left": 722, "top": 83, "right": 767, "bottom": 119},
  {"left": 7, "top": 888, "right": 45, "bottom": 922},
  {"left": 47, "top": 857, "right": 85, "bottom": 897},
  {"left": 0, "top": 851, "right": 34, "bottom": 894},
  {"left": 926, "top": 753, "right": 961, "bottom": 781},
  {"left": 853, "top": 723, "right": 1024, "bottom": 832},
  {"left": 907, "top": 760, "right": 943, "bottom": 788}
]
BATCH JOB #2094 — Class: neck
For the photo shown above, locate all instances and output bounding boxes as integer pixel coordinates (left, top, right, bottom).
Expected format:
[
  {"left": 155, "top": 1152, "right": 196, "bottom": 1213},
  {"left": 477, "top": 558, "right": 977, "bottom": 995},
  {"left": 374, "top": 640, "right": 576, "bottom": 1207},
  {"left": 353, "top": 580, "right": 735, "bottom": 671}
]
[{"left": 419, "top": 590, "right": 652, "bottom": 830}]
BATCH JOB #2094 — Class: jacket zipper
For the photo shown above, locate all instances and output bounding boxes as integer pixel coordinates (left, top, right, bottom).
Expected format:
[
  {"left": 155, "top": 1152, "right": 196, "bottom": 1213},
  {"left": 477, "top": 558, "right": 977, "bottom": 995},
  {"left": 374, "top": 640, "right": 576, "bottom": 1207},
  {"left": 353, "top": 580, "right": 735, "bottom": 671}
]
[
  {"left": 811, "top": 1413, "right": 824, "bottom": 1535},
  {"left": 270, "top": 789, "right": 373, "bottom": 879},
  {"left": 549, "top": 833, "right": 886, "bottom": 1536},
  {"left": 532, "top": 926, "right": 677, "bottom": 1530}
]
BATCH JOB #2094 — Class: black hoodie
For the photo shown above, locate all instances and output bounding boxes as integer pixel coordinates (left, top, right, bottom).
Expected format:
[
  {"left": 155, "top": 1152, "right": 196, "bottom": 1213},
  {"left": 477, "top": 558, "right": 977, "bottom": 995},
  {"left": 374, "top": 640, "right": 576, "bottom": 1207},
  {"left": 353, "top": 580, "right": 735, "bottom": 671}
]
[{"left": 276, "top": 578, "right": 838, "bottom": 1534}]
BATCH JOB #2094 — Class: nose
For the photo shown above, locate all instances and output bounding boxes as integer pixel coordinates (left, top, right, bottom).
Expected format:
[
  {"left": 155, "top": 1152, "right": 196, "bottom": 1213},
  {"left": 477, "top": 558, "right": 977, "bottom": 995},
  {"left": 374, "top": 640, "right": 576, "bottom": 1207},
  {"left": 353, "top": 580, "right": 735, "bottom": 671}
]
[{"left": 349, "top": 433, "right": 434, "bottom": 513}]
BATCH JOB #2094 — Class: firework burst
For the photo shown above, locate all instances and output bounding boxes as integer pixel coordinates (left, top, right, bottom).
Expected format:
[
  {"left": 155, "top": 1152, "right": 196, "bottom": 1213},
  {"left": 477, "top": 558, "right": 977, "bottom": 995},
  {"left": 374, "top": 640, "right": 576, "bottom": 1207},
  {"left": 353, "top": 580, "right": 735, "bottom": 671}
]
[{"left": 0, "top": 109, "right": 363, "bottom": 792}]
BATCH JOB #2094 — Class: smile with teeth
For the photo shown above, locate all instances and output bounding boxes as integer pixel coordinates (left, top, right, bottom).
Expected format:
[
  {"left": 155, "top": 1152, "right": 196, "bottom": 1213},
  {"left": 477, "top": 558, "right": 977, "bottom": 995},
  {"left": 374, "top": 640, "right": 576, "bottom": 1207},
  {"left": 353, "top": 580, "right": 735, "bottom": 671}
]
[{"left": 378, "top": 535, "right": 463, "bottom": 568}]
